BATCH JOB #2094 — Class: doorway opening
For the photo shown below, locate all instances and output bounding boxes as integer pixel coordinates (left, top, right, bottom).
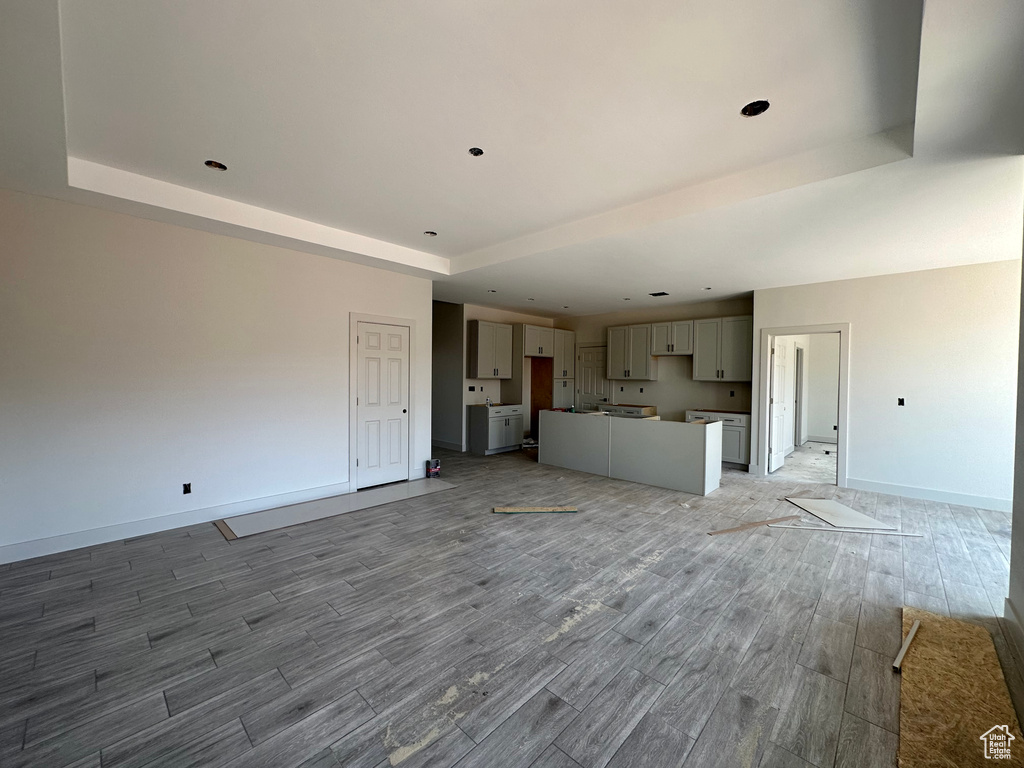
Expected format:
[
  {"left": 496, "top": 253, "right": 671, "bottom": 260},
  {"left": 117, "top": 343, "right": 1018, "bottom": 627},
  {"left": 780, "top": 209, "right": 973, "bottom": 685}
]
[{"left": 755, "top": 324, "right": 849, "bottom": 487}]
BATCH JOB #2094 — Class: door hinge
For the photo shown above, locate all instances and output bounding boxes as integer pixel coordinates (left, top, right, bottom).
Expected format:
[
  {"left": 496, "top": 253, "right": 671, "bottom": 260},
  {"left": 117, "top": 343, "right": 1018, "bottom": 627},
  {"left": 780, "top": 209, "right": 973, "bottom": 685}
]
[
  {"left": 357, "top": 336, "right": 359, "bottom": 344},
  {"left": 356, "top": 459, "right": 359, "bottom": 466},
  {"left": 356, "top": 397, "right": 359, "bottom": 405}
]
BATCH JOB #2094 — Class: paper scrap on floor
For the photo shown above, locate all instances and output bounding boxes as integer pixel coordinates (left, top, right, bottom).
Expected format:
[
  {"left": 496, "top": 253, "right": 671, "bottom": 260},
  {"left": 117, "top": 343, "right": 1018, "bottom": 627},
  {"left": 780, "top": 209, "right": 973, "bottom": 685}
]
[{"left": 785, "top": 497, "right": 896, "bottom": 530}]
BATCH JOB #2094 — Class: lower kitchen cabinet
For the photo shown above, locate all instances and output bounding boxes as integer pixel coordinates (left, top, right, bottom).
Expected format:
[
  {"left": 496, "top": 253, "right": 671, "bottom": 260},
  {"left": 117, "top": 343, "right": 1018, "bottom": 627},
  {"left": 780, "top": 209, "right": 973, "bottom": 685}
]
[
  {"left": 685, "top": 410, "right": 750, "bottom": 464},
  {"left": 468, "top": 404, "right": 524, "bottom": 455}
]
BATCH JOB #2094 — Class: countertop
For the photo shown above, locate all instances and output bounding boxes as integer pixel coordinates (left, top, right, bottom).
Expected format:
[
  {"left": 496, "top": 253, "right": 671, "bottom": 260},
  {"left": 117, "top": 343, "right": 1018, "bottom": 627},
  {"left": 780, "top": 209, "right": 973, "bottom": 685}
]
[{"left": 692, "top": 408, "right": 751, "bottom": 415}]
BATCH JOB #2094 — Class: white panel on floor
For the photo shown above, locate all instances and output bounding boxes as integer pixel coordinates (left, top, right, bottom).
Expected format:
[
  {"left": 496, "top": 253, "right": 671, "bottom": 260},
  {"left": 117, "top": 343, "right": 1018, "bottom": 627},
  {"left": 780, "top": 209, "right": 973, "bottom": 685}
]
[
  {"left": 221, "top": 478, "right": 455, "bottom": 538},
  {"left": 785, "top": 497, "right": 895, "bottom": 530}
]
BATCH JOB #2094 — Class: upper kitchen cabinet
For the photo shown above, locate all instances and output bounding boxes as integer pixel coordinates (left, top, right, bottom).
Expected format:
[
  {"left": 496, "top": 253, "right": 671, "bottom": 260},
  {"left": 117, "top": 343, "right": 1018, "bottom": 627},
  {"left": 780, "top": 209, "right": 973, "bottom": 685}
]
[
  {"left": 692, "top": 316, "right": 753, "bottom": 381},
  {"left": 524, "top": 324, "right": 555, "bottom": 357},
  {"left": 651, "top": 320, "right": 693, "bottom": 355},
  {"left": 467, "top": 319, "right": 514, "bottom": 379},
  {"left": 607, "top": 324, "right": 658, "bottom": 380},
  {"left": 553, "top": 329, "right": 576, "bottom": 378}
]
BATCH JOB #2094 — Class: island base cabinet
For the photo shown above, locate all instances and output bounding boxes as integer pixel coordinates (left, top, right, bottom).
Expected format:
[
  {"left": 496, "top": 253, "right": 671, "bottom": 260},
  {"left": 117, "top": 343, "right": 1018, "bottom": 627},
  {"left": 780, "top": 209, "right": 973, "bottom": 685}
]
[{"left": 538, "top": 410, "right": 721, "bottom": 495}]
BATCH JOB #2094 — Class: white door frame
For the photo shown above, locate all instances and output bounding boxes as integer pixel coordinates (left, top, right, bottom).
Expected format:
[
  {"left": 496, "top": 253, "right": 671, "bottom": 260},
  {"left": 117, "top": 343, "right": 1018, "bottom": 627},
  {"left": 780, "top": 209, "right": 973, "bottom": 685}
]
[
  {"left": 753, "top": 323, "right": 850, "bottom": 487},
  {"left": 794, "top": 345, "right": 805, "bottom": 447},
  {"left": 349, "top": 312, "right": 417, "bottom": 490}
]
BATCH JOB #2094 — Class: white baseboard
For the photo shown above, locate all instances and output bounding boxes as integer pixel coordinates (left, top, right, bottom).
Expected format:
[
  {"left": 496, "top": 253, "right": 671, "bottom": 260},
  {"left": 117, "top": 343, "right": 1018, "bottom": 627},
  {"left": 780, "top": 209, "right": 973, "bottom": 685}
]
[
  {"left": 431, "top": 439, "right": 463, "bottom": 452},
  {"left": 807, "top": 435, "right": 838, "bottom": 444},
  {"left": 845, "top": 477, "right": 1010, "bottom": 512},
  {"left": 0, "top": 481, "right": 352, "bottom": 565}
]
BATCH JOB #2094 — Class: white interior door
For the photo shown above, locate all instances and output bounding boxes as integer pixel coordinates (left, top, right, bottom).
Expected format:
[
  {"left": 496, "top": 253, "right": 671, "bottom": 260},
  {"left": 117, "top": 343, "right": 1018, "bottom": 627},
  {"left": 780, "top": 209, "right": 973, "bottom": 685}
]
[
  {"left": 578, "top": 347, "right": 608, "bottom": 411},
  {"left": 769, "top": 342, "right": 788, "bottom": 472},
  {"left": 356, "top": 322, "right": 409, "bottom": 489}
]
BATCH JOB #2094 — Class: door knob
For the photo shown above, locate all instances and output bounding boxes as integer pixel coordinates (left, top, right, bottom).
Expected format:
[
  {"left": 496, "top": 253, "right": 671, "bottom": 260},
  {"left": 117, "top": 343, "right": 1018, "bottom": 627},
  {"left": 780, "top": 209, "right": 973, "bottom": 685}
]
[{"left": 402, "top": 409, "right": 407, "bottom": 413}]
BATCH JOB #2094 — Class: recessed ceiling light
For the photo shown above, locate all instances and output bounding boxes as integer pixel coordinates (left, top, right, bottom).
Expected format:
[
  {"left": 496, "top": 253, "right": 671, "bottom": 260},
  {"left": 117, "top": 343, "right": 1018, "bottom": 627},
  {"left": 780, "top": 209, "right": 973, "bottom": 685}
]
[
  {"left": 703, "top": 287, "right": 712, "bottom": 291},
  {"left": 204, "top": 160, "right": 227, "bottom": 171},
  {"left": 527, "top": 298, "right": 535, "bottom": 301},
  {"left": 741, "top": 100, "right": 770, "bottom": 117},
  {"left": 623, "top": 298, "right": 631, "bottom": 301},
  {"left": 487, "top": 289, "right": 497, "bottom": 293},
  {"left": 468, "top": 147, "right": 484, "bottom": 157},
  {"left": 649, "top": 291, "right": 670, "bottom": 297},
  {"left": 423, "top": 231, "right": 437, "bottom": 237},
  {"left": 562, "top": 306, "right": 569, "bottom": 309}
]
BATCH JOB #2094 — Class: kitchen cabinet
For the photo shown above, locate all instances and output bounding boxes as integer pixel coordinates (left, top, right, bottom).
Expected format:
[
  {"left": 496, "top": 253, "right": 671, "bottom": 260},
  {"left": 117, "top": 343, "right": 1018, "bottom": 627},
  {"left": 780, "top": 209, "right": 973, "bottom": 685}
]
[
  {"left": 606, "top": 324, "right": 658, "bottom": 380},
  {"left": 685, "top": 410, "right": 750, "bottom": 464},
  {"left": 692, "top": 316, "right": 752, "bottom": 382},
  {"left": 468, "top": 404, "right": 524, "bottom": 455},
  {"left": 651, "top": 320, "right": 693, "bottom": 355},
  {"left": 553, "top": 379, "right": 574, "bottom": 409},
  {"left": 553, "top": 329, "right": 576, "bottom": 378},
  {"left": 524, "top": 325, "right": 555, "bottom": 357},
  {"left": 467, "top": 320, "right": 513, "bottom": 379}
]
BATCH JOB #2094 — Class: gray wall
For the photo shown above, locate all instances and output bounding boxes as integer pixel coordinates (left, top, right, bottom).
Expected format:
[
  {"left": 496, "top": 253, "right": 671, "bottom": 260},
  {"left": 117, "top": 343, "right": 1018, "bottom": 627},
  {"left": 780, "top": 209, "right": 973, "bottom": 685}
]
[
  {"left": 751, "top": 261, "right": 1020, "bottom": 510},
  {"left": 431, "top": 301, "right": 464, "bottom": 450}
]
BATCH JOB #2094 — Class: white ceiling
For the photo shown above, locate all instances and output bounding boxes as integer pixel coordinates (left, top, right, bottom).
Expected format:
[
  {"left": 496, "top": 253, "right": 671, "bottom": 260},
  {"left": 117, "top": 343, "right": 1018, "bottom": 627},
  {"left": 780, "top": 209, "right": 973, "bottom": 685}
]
[{"left": 1, "top": 0, "right": 1022, "bottom": 316}]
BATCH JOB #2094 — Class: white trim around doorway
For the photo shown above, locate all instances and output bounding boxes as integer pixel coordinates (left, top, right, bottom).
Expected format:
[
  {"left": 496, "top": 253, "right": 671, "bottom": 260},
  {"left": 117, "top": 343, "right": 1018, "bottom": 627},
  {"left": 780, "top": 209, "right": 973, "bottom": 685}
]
[{"left": 751, "top": 323, "right": 851, "bottom": 487}]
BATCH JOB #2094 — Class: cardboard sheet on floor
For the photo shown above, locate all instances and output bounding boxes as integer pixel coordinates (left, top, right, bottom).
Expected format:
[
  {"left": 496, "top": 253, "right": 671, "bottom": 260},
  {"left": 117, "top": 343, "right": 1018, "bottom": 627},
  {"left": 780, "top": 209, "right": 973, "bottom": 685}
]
[
  {"left": 899, "top": 606, "right": 1023, "bottom": 766},
  {"left": 784, "top": 497, "right": 895, "bottom": 530},
  {"left": 215, "top": 478, "right": 456, "bottom": 539}
]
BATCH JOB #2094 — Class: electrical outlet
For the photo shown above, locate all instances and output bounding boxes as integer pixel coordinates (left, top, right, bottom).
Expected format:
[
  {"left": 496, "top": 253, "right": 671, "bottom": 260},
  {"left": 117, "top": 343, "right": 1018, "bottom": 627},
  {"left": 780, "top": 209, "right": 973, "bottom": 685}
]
[
  {"left": 639, "top": 387, "right": 644, "bottom": 393},
  {"left": 898, "top": 397, "right": 905, "bottom": 406},
  {"left": 620, "top": 386, "right": 624, "bottom": 392},
  {"left": 182, "top": 483, "right": 191, "bottom": 494},
  {"left": 730, "top": 390, "right": 735, "bottom": 397}
]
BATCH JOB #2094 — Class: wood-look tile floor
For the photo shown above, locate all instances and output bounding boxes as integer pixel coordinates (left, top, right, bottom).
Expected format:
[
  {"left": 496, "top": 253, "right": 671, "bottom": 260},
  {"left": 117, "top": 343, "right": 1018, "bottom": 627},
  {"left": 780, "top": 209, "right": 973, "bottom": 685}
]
[{"left": 0, "top": 449, "right": 1018, "bottom": 768}]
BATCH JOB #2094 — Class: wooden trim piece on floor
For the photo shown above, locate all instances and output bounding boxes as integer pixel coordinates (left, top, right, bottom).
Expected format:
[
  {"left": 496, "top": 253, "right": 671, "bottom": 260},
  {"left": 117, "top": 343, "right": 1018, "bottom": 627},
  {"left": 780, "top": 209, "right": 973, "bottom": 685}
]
[
  {"left": 767, "top": 524, "right": 922, "bottom": 537},
  {"left": 493, "top": 506, "right": 578, "bottom": 514},
  {"left": 213, "top": 519, "right": 237, "bottom": 541},
  {"left": 707, "top": 515, "right": 799, "bottom": 535},
  {"left": 893, "top": 619, "right": 921, "bottom": 671}
]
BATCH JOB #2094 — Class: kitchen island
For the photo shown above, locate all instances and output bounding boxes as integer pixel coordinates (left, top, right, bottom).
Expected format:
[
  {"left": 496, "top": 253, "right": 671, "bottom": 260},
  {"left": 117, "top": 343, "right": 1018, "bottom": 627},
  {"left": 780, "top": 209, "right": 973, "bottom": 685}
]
[{"left": 538, "top": 410, "right": 722, "bottom": 495}]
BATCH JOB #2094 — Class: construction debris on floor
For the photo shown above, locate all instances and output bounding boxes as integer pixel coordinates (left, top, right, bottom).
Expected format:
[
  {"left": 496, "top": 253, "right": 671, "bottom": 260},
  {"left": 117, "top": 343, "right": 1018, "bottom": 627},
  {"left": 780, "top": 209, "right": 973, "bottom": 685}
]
[
  {"left": 214, "top": 478, "right": 456, "bottom": 539},
  {"left": 785, "top": 497, "right": 897, "bottom": 530},
  {"left": 707, "top": 515, "right": 799, "bottom": 535},
  {"left": 493, "top": 506, "right": 578, "bottom": 514},
  {"left": 898, "top": 607, "right": 1023, "bottom": 766}
]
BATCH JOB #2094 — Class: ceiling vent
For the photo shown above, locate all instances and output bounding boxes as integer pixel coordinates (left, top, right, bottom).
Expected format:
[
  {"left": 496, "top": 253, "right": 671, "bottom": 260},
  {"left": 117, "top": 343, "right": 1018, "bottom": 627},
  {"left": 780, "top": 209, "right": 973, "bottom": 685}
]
[{"left": 648, "top": 291, "right": 670, "bottom": 297}]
